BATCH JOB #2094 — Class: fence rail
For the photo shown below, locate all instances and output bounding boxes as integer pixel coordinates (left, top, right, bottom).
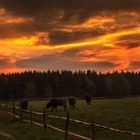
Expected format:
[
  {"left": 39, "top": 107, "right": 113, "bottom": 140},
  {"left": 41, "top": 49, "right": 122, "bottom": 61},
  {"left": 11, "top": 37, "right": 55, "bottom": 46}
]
[
  {"left": 7, "top": 109, "right": 92, "bottom": 140},
  {"left": 15, "top": 107, "right": 140, "bottom": 137}
]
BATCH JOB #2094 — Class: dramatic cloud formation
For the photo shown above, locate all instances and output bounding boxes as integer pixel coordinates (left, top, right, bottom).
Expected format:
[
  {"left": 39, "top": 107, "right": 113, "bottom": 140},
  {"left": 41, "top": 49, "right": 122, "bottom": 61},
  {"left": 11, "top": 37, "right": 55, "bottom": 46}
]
[
  {"left": 16, "top": 52, "right": 117, "bottom": 71},
  {"left": 1, "top": 0, "right": 140, "bottom": 20},
  {"left": 0, "top": 0, "right": 140, "bottom": 72}
]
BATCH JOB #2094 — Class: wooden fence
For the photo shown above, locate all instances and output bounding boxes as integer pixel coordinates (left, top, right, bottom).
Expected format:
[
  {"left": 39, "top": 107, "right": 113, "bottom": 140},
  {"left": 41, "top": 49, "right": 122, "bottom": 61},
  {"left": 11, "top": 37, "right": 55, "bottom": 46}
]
[
  {"left": 10, "top": 103, "right": 93, "bottom": 140},
  {"left": 0, "top": 103, "right": 140, "bottom": 140}
]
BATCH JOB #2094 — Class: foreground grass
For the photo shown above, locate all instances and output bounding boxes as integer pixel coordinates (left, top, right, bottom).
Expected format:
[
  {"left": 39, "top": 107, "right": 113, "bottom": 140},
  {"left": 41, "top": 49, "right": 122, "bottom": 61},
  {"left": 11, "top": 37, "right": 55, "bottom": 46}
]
[
  {"left": 0, "top": 110, "right": 77, "bottom": 140},
  {"left": 0, "top": 97, "right": 140, "bottom": 140}
]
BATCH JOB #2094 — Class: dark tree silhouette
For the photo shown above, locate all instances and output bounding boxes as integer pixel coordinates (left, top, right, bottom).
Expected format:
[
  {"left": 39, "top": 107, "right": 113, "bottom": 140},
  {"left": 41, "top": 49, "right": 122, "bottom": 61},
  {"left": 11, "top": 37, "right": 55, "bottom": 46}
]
[{"left": 0, "top": 70, "right": 139, "bottom": 99}]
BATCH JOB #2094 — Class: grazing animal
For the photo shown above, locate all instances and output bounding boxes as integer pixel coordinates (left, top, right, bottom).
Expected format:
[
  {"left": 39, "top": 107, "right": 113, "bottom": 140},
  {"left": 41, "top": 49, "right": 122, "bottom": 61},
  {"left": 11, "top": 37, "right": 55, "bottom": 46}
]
[
  {"left": 20, "top": 100, "right": 28, "bottom": 110},
  {"left": 46, "top": 98, "right": 67, "bottom": 112},
  {"left": 68, "top": 96, "right": 76, "bottom": 109},
  {"left": 84, "top": 95, "right": 91, "bottom": 105}
]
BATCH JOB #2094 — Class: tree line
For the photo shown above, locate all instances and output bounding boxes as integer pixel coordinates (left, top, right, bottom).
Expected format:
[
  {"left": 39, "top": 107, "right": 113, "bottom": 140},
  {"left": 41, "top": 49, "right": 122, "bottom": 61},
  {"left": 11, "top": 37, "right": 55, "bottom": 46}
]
[{"left": 0, "top": 70, "right": 140, "bottom": 99}]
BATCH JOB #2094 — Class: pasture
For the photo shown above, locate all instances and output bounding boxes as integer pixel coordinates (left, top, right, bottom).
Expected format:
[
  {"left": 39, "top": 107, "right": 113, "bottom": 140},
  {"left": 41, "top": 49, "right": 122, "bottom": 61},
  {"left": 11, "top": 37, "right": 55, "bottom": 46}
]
[{"left": 0, "top": 97, "right": 140, "bottom": 140}]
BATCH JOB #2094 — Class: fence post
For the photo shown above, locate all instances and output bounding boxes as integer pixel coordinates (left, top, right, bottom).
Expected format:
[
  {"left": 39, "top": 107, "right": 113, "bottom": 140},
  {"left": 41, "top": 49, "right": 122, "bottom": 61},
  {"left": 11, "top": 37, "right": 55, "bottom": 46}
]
[
  {"left": 12, "top": 102, "right": 15, "bottom": 121},
  {"left": 43, "top": 108, "right": 47, "bottom": 134},
  {"left": 19, "top": 107, "right": 23, "bottom": 123},
  {"left": 65, "top": 111, "right": 69, "bottom": 140},
  {"left": 92, "top": 124, "right": 95, "bottom": 140},
  {"left": 30, "top": 106, "right": 32, "bottom": 126}
]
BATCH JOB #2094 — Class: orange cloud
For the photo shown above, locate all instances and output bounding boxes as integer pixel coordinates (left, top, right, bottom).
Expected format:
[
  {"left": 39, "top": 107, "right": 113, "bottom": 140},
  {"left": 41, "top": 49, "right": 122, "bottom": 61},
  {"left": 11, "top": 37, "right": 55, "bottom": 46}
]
[
  {"left": 0, "top": 8, "right": 140, "bottom": 72},
  {"left": 1, "top": 26, "right": 140, "bottom": 72}
]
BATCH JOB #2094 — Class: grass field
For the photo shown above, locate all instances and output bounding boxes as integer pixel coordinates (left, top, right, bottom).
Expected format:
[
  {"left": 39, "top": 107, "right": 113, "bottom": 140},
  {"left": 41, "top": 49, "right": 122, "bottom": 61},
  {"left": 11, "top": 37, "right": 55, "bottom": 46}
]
[{"left": 0, "top": 97, "right": 140, "bottom": 140}]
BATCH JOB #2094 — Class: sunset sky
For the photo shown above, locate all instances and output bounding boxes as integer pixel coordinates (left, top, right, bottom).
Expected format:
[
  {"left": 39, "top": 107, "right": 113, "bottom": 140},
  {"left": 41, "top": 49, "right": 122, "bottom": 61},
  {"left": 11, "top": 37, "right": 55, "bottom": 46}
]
[{"left": 1, "top": 0, "right": 140, "bottom": 73}]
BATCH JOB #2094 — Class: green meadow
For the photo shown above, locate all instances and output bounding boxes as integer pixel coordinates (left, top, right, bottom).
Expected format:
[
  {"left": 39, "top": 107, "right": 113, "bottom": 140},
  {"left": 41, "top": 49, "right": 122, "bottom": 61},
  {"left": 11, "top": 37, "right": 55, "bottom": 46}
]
[{"left": 0, "top": 97, "right": 140, "bottom": 140}]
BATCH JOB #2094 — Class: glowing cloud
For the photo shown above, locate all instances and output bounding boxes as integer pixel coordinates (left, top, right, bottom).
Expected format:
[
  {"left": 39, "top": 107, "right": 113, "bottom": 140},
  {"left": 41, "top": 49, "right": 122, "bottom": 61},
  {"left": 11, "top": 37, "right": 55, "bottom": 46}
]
[{"left": 1, "top": 0, "right": 140, "bottom": 72}]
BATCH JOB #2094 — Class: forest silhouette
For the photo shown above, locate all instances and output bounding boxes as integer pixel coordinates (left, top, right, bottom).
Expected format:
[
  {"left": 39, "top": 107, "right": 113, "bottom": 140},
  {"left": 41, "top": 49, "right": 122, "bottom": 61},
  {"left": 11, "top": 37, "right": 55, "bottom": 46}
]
[{"left": 0, "top": 70, "right": 139, "bottom": 99}]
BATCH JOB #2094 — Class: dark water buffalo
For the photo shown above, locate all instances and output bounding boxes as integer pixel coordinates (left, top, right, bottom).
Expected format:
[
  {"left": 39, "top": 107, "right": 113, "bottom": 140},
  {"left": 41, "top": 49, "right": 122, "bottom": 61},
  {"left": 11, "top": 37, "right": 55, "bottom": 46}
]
[
  {"left": 68, "top": 96, "right": 76, "bottom": 109},
  {"left": 46, "top": 98, "right": 67, "bottom": 112},
  {"left": 20, "top": 100, "right": 28, "bottom": 110},
  {"left": 84, "top": 95, "right": 91, "bottom": 105}
]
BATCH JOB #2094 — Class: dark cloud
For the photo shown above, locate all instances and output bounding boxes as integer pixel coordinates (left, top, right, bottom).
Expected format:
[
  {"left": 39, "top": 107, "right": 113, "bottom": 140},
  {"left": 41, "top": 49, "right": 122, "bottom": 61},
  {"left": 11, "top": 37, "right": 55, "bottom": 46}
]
[
  {"left": 114, "top": 33, "right": 140, "bottom": 49},
  {"left": 60, "top": 48, "right": 82, "bottom": 57},
  {"left": 1, "top": 0, "right": 140, "bottom": 22},
  {"left": 0, "top": 57, "right": 12, "bottom": 68},
  {"left": 48, "top": 29, "right": 103, "bottom": 45},
  {"left": 0, "top": 23, "right": 33, "bottom": 39},
  {"left": 0, "top": 19, "right": 105, "bottom": 41},
  {"left": 0, "top": 21, "right": 52, "bottom": 39},
  {"left": 1, "top": 0, "right": 140, "bottom": 45},
  {"left": 128, "top": 61, "right": 140, "bottom": 70},
  {"left": 127, "top": 42, "right": 140, "bottom": 48},
  {"left": 16, "top": 49, "right": 117, "bottom": 71},
  {"left": 59, "top": 47, "right": 112, "bottom": 59},
  {"left": 0, "top": 1, "right": 140, "bottom": 41},
  {"left": 115, "top": 41, "right": 140, "bottom": 49},
  {"left": 117, "top": 33, "right": 140, "bottom": 41}
]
